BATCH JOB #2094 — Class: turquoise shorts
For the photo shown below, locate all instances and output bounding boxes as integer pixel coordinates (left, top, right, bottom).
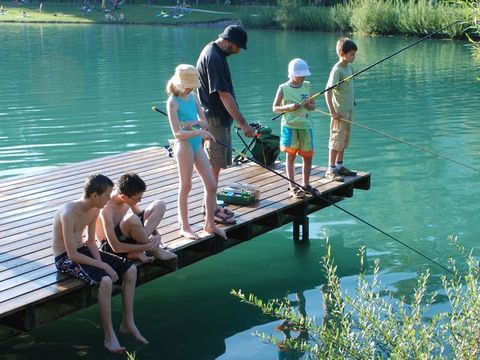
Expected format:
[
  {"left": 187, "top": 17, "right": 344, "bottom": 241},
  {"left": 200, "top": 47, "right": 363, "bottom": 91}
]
[{"left": 280, "top": 127, "right": 314, "bottom": 158}]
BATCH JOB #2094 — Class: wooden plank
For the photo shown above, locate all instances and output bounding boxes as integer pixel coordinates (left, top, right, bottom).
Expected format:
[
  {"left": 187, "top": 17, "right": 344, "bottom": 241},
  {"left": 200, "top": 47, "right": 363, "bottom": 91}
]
[
  {"left": 0, "top": 147, "right": 163, "bottom": 192},
  {"left": 0, "top": 165, "right": 313, "bottom": 256}
]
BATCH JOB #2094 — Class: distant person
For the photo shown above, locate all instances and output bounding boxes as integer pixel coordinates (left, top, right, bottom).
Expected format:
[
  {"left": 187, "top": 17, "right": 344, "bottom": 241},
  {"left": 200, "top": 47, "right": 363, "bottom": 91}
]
[
  {"left": 196, "top": 25, "right": 255, "bottom": 221},
  {"left": 105, "top": 11, "right": 115, "bottom": 22},
  {"left": 324, "top": 37, "right": 358, "bottom": 181},
  {"left": 52, "top": 174, "right": 147, "bottom": 354},
  {"left": 166, "top": 64, "right": 228, "bottom": 239},
  {"left": 118, "top": 10, "right": 125, "bottom": 21},
  {"left": 97, "top": 172, "right": 178, "bottom": 264},
  {"left": 0, "top": 5, "right": 6, "bottom": 14},
  {"left": 38, "top": 3, "right": 42, "bottom": 12},
  {"left": 272, "top": 58, "right": 318, "bottom": 198},
  {"left": 21, "top": 10, "right": 27, "bottom": 17}
]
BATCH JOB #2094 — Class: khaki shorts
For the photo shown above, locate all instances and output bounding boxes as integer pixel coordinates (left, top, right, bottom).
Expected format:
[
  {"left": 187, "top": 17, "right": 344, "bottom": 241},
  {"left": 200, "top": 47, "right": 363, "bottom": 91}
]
[
  {"left": 205, "top": 116, "right": 232, "bottom": 169},
  {"left": 329, "top": 111, "right": 353, "bottom": 151}
]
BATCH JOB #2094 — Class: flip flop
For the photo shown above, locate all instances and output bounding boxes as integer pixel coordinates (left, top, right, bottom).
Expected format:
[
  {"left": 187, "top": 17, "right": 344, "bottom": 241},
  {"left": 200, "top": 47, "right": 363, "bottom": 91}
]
[
  {"left": 219, "top": 207, "right": 235, "bottom": 217},
  {"left": 213, "top": 208, "right": 236, "bottom": 225}
]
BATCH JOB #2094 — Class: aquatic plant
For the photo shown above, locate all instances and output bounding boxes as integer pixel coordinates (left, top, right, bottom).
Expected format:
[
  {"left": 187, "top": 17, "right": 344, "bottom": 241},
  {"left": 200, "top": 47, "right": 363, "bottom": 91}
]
[
  {"left": 232, "top": 235, "right": 480, "bottom": 359},
  {"left": 457, "top": 0, "right": 480, "bottom": 79}
]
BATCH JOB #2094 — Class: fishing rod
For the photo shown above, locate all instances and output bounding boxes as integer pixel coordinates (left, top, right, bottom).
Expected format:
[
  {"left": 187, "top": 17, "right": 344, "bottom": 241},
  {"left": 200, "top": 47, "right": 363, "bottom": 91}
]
[
  {"left": 314, "top": 109, "right": 480, "bottom": 174},
  {"left": 151, "top": 106, "right": 168, "bottom": 117},
  {"left": 152, "top": 106, "right": 454, "bottom": 275},
  {"left": 271, "top": 20, "right": 462, "bottom": 122}
]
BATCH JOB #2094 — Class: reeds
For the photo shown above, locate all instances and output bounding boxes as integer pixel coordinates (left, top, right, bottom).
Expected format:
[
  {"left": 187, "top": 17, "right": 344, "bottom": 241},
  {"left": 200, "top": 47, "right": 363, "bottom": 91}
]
[{"left": 243, "top": 0, "right": 470, "bottom": 38}]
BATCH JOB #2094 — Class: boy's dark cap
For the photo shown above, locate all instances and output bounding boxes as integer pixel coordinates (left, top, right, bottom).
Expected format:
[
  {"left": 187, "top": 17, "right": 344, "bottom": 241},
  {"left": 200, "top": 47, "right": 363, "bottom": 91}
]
[{"left": 219, "top": 25, "right": 248, "bottom": 50}]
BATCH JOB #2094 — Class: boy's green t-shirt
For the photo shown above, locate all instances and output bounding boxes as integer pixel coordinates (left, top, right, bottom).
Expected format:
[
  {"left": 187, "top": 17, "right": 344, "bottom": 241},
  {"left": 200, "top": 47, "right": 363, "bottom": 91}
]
[
  {"left": 326, "top": 62, "right": 355, "bottom": 113},
  {"left": 280, "top": 81, "right": 311, "bottom": 129}
]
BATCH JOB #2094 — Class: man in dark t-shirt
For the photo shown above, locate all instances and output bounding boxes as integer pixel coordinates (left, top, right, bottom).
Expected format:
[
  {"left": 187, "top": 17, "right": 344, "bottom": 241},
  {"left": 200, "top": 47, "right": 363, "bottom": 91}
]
[{"left": 196, "top": 25, "right": 255, "bottom": 186}]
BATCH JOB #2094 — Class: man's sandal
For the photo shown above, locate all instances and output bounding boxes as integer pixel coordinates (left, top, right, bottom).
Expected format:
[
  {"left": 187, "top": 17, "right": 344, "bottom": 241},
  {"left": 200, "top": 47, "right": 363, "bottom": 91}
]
[
  {"left": 203, "top": 205, "right": 235, "bottom": 217},
  {"left": 219, "top": 207, "right": 235, "bottom": 217},
  {"left": 212, "top": 208, "right": 237, "bottom": 225}
]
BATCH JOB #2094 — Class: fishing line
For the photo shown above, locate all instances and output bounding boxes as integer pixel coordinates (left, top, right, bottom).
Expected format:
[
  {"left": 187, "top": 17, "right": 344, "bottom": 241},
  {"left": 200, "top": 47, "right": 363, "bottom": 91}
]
[
  {"left": 271, "top": 20, "right": 463, "bottom": 122},
  {"left": 153, "top": 105, "right": 454, "bottom": 275},
  {"left": 314, "top": 109, "right": 480, "bottom": 173}
]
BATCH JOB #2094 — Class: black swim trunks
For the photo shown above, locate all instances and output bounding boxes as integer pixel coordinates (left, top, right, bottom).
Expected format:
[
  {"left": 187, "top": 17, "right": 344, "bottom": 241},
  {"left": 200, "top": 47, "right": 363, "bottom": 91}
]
[
  {"left": 103, "top": 211, "right": 145, "bottom": 258},
  {"left": 54, "top": 245, "right": 133, "bottom": 286}
]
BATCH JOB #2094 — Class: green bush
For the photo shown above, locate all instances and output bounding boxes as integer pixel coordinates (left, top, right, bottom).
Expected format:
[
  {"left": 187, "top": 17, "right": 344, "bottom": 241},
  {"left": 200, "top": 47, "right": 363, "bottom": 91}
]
[
  {"left": 329, "top": 2, "right": 353, "bottom": 33},
  {"left": 233, "top": 235, "right": 480, "bottom": 359},
  {"left": 349, "top": 0, "right": 400, "bottom": 35},
  {"left": 239, "top": 7, "right": 278, "bottom": 28}
]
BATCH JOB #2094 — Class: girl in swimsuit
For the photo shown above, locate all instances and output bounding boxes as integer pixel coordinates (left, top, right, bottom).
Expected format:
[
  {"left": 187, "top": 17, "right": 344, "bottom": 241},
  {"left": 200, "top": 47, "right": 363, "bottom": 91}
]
[{"left": 166, "top": 64, "right": 227, "bottom": 240}]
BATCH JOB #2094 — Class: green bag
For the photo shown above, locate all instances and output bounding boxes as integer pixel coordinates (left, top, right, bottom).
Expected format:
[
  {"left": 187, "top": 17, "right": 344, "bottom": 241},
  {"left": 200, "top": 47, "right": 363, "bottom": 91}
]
[{"left": 235, "top": 125, "right": 280, "bottom": 167}]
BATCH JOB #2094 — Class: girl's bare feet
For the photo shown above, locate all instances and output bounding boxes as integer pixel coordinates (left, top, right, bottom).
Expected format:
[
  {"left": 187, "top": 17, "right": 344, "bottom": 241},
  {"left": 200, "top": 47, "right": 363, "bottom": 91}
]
[
  {"left": 128, "top": 252, "right": 154, "bottom": 264},
  {"left": 204, "top": 224, "right": 227, "bottom": 240},
  {"left": 104, "top": 336, "right": 126, "bottom": 354},
  {"left": 179, "top": 227, "right": 200, "bottom": 240},
  {"left": 119, "top": 322, "right": 149, "bottom": 344}
]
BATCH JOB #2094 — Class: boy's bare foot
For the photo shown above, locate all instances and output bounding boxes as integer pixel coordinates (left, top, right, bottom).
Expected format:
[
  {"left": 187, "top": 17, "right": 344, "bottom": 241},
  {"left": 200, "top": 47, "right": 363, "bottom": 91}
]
[
  {"left": 104, "top": 337, "right": 126, "bottom": 354},
  {"left": 179, "top": 228, "right": 200, "bottom": 240},
  {"left": 119, "top": 322, "right": 149, "bottom": 344},
  {"left": 204, "top": 224, "right": 227, "bottom": 240},
  {"left": 128, "top": 252, "right": 154, "bottom": 264},
  {"left": 146, "top": 246, "right": 178, "bottom": 261}
]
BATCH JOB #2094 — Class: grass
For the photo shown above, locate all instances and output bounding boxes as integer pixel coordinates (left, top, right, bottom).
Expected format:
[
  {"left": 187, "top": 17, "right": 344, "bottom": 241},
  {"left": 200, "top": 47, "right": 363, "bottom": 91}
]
[{"left": 0, "top": 2, "right": 247, "bottom": 24}]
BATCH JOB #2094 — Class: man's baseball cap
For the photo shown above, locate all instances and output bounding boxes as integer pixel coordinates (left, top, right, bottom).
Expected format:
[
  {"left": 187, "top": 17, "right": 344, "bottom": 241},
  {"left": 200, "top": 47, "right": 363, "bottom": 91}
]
[
  {"left": 288, "top": 58, "right": 311, "bottom": 77},
  {"left": 219, "top": 25, "right": 248, "bottom": 50}
]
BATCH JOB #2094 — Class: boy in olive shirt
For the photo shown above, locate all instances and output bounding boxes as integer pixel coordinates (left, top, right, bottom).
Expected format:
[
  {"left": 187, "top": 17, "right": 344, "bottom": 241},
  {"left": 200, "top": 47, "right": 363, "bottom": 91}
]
[{"left": 325, "top": 37, "right": 359, "bottom": 182}]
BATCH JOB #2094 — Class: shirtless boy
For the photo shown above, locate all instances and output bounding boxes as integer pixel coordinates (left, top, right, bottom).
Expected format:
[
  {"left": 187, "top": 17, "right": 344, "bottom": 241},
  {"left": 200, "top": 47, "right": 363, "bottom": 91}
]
[
  {"left": 96, "top": 172, "right": 177, "bottom": 264},
  {"left": 52, "top": 174, "right": 147, "bottom": 353}
]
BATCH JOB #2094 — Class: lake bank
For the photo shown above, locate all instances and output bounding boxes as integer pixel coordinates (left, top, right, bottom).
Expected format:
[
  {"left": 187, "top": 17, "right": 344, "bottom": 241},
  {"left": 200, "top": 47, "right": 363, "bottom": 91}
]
[{"left": 0, "top": 0, "right": 474, "bottom": 39}]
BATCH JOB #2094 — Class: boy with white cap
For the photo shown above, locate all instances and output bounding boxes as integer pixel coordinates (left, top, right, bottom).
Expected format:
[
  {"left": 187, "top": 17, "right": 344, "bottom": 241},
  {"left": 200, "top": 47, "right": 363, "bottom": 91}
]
[{"left": 273, "top": 58, "right": 318, "bottom": 198}]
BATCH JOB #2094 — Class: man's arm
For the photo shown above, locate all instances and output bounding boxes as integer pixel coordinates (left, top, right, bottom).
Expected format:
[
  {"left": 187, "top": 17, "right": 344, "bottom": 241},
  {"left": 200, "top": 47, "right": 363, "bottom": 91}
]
[{"left": 218, "top": 91, "right": 254, "bottom": 137}]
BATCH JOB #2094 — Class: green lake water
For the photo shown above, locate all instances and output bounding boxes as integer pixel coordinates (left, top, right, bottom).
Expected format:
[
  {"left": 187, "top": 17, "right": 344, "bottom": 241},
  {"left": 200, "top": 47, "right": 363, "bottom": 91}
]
[{"left": 1, "top": 24, "right": 480, "bottom": 359}]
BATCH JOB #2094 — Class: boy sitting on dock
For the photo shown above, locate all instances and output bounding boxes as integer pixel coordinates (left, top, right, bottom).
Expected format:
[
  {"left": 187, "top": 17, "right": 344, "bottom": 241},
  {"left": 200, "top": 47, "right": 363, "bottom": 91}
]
[
  {"left": 96, "top": 172, "right": 178, "bottom": 265},
  {"left": 52, "top": 174, "right": 147, "bottom": 354}
]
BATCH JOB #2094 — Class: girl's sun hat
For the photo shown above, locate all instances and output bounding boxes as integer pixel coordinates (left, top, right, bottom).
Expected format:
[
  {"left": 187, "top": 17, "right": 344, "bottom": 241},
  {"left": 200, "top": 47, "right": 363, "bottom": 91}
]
[
  {"left": 172, "top": 64, "right": 201, "bottom": 89},
  {"left": 288, "top": 58, "right": 311, "bottom": 77}
]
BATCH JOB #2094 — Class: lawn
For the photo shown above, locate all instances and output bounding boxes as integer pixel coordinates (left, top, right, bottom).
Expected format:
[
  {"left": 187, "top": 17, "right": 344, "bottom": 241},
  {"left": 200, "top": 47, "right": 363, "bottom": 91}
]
[{"left": 0, "top": 2, "right": 253, "bottom": 24}]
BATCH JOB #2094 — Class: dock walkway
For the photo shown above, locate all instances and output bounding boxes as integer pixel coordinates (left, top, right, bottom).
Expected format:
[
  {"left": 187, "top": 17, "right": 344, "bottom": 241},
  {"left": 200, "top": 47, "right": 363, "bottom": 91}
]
[{"left": 0, "top": 146, "right": 370, "bottom": 333}]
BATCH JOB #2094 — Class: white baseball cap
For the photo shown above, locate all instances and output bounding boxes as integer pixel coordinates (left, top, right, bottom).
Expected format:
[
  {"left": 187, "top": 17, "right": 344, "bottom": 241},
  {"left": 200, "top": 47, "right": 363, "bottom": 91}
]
[{"left": 288, "top": 58, "right": 311, "bottom": 77}]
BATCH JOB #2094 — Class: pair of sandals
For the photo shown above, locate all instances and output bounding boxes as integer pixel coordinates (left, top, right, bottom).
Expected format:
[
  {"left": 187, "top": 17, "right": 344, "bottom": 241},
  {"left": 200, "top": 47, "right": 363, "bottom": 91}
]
[
  {"left": 202, "top": 205, "right": 236, "bottom": 225},
  {"left": 289, "top": 185, "right": 321, "bottom": 199},
  {"left": 213, "top": 207, "right": 236, "bottom": 225}
]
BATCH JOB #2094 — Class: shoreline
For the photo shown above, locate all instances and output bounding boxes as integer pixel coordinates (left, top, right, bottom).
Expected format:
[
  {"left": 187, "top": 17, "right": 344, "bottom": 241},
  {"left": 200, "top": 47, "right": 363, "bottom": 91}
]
[{"left": 0, "top": 2, "right": 473, "bottom": 39}]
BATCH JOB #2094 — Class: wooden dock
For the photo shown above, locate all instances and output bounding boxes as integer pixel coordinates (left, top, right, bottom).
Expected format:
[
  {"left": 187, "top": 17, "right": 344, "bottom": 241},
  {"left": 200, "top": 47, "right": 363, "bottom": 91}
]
[{"left": 0, "top": 146, "right": 370, "bottom": 334}]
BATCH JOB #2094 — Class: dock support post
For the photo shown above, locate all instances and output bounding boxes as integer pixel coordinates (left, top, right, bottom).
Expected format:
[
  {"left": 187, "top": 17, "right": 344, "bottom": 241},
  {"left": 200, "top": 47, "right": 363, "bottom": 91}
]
[{"left": 293, "top": 216, "right": 309, "bottom": 242}]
